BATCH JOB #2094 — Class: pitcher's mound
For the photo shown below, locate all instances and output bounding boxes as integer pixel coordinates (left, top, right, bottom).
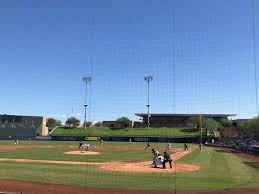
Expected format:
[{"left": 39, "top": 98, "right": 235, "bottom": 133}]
[{"left": 64, "top": 151, "right": 100, "bottom": 155}]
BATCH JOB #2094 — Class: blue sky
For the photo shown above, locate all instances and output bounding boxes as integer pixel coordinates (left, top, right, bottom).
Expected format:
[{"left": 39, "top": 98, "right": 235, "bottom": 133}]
[{"left": 0, "top": 0, "right": 258, "bottom": 123}]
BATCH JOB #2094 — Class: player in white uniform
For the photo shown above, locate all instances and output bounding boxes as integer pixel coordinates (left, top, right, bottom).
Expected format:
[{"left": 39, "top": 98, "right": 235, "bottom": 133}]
[
  {"left": 14, "top": 139, "right": 19, "bottom": 145},
  {"left": 165, "top": 142, "right": 172, "bottom": 151},
  {"left": 154, "top": 155, "right": 164, "bottom": 168},
  {"left": 100, "top": 138, "right": 104, "bottom": 146},
  {"left": 151, "top": 148, "right": 160, "bottom": 166},
  {"left": 81, "top": 144, "right": 91, "bottom": 151}
]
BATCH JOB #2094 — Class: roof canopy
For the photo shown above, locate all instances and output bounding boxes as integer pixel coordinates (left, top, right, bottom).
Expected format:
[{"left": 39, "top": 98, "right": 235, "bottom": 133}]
[{"left": 135, "top": 113, "right": 236, "bottom": 118}]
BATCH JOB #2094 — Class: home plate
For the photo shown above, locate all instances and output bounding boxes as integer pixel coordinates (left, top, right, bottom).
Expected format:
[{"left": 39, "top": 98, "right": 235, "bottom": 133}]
[{"left": 64, "top": 151, "right": 100, "bottom": 155}]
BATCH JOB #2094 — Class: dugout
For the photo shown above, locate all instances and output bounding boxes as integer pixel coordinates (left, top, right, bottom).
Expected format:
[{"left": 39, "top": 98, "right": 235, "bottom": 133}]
[{"left": 0, "top": 114, "right": 47, "bottom": 140}]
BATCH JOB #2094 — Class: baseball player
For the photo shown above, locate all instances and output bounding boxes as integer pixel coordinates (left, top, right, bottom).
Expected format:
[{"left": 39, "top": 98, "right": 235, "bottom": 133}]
[
  {"left": 165, "top": 142, "right": 172, "bottom": 151},
  {"left": 14, "top": 139, "right": 19, "bottom": 145},
  {"left": 81, "top": 144, "right": 91, "bottom": 151},
  {"left": 79, "top": 141, "right": 83, "bottom": 150},
  {"left": 199, "top": 142, "right": 202, "bottom": 150},
  {"left": 184, "top": 143, "right": 188, "bottom": 151},
  {"left": 152, "top": 148, "right": 160, "bottom": 165},
  {"left": 144, "top": 142, "right": 151, "bottom": 150},
  {"left": 163, "top": 151, "right": 172, "bottom": 169},
  {"left": 154, "top": 154, "right": 164, "bottom": 168},
  {"left": 100, "top": 138, "right": 104, "bottom": 146}
]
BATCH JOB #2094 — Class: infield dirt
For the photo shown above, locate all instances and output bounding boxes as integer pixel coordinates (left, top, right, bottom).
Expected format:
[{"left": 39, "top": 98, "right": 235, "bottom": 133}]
[{"left": 0, "top": 149, "right": 199, "bottom": 173}]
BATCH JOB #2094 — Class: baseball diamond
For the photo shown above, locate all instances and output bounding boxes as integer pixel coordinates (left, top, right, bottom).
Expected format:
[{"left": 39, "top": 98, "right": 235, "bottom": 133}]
[
  {"left": 1, "top": 0, "right": 259, "bottom": 194},
  {"left": 0, "top": 141, "right": 258, "bottom": 194}
]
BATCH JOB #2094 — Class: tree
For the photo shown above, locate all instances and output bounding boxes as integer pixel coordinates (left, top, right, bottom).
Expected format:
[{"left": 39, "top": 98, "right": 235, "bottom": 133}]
[
  {"left": 46, "top": 118, "right": 62, "bottom": 128},
  {"left": 116, "top": 117, "right": 132, "bottom": 129},
  {"left": 187, "top": 117, "right": 221, "bottom": 135},
  {"left": 219, "top": 118, "right": 232, "bottom": 127},
  {"left": 56, "top": 120, "right": 62, "bottom": 127},
  {"left": 83, "top": 121, "right": 92, "bottom": 128},
  {"left": 65, "top": 117, "right": 80, "bottom": 128},
  {"left": 94, "top": 121, "right": 103, "bottom": 127},
  {"left": 240, "top": 117, "right": 259, "bottom": 137},
  {"left": 186, "top": 117, "right": 199, "bottom": 126},
  {"left": 202, "top": 118, "right": 222, "bottom": 135}
]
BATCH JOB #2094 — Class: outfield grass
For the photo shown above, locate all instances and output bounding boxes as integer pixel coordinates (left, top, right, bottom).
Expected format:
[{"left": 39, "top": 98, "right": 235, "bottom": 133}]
[
  {"left": 51, "top": 127, "right": 205, "bottom": 137},
  {"left": 0, "top": 141, "right": 258, "bottom": 191},
  {"left": 0, "top": 141, "right": 175, "bottom": 162},
  {"left": 0, "top": 140, "right": 184, "bottom": 147},
  {"left": 0, "top": 147, "right": 169, "bottom": 162}
]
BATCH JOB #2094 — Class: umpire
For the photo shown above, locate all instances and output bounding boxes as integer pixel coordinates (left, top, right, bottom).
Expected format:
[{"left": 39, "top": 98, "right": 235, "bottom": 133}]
[{"left": 163, "top": 151, "right": 173, "bottom": 169}]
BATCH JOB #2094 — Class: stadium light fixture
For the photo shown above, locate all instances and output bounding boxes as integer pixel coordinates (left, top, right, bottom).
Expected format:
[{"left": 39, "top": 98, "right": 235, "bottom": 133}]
[
  {"left": 82, "top": 76, "right": 91, "bottom": 129},
  {"left": 144, "top": 75, "right": 153, "bottom": 128}
]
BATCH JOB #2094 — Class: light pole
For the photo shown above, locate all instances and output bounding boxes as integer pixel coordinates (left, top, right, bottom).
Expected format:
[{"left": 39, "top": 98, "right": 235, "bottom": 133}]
[
  {"left": 144, "top": 75, "right": 153, "bottom": 128},
  {"left": 82, "top": 76, "right": 91, "bottom": 129}
]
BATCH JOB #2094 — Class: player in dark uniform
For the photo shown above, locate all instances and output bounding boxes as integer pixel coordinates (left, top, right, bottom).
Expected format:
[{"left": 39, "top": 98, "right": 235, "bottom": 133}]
[
  {"left": 79, "top": 141, "right": 83, "bottom": 150},
  {"left": 184, "top": 143, "right": 188, "bottom": 151},
  {"left": 163, "top": 152, "right": 172, "bottom": 169},
  {"left": 199, "top": 142, "right": 202, "bottom": 150}
]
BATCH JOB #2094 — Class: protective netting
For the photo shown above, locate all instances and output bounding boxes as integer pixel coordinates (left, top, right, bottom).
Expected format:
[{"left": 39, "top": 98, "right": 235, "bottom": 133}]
[{"left": 0, "top": 0, "right": 258, "bottom": 194}]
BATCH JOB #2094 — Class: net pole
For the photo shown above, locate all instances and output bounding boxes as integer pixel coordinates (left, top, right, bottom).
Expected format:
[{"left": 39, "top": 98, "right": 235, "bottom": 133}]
[
  {"left": 169, "top": 0, "right": 177, "bottom": 193},
  {"left": 252, "top": 0, "right": 258, "bottom": 116},
  {"left": 89, "top": 56, "right": 93, "bottom": 122}
]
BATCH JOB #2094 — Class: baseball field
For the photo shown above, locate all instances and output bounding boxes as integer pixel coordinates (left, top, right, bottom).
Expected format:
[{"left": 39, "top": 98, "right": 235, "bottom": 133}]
[{"left": 0, "top": 141, "right": 258, "bottom": 194}]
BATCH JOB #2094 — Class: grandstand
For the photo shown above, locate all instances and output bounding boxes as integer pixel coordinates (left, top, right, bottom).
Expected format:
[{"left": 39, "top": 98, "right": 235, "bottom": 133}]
[
  {"left": 207, "top": 137, "right": 259, "bottom": 156},
  {"left": 0, "top": 114, "right": 47, "bottom": 140}
]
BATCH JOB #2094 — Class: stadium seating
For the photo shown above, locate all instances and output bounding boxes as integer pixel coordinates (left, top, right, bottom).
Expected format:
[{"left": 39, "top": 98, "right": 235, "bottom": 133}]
[
  {"left": 207, "top": 137, "right": 259, "bottom": 155},
  {"left": 0, "top": 115, "right": 42, "bottom": 140}
]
